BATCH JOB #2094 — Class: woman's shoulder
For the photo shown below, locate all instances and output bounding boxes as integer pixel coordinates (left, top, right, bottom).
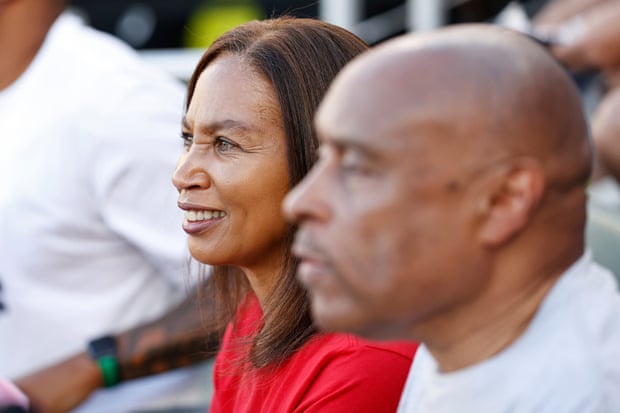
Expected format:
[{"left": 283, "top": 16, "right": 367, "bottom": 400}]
[
  {"left": 306, "top": 332, "right": 418, "bottom": 361},
  {"left": 287, "top": 333, "right": 417, "bottom": 383},
  {"left": 283, "top": 333, "right": 417, "bottom": 412}
]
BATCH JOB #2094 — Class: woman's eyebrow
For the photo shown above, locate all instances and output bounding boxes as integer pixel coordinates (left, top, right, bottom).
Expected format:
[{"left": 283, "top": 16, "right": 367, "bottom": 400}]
[
  {"left": 181, "top": 115, "right": 192, "bottom": 131},
  {"left": 182, "top": 115, "right": 255, "bottom": 135}
]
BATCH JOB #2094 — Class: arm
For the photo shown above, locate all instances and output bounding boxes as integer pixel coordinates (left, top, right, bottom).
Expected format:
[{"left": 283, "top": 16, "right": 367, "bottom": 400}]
[
  {"left": 13, "top": 281, "right": 220, "bottom": 413},
  {"left": 116, "top": 281, "right": 220, "bottom": 380}
]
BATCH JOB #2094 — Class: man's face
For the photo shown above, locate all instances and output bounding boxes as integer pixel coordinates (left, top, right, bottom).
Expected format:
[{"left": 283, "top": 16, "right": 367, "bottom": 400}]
[{"left": 284, "top": 72, "right": 488, "bottom": 340}]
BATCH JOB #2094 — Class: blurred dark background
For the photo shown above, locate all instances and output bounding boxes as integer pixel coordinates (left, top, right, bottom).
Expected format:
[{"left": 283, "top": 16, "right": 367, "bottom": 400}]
[{"left": 68, "top": 0, "right": 552, "bottom": 49}]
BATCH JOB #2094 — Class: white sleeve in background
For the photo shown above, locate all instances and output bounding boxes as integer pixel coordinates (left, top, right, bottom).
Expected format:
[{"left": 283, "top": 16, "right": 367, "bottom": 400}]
[
  {"left": 0, "top": 12, "right": 211, "bottom": 413},
  {"left": 83, "top": 71, "right": 190, "bottom": 289}
]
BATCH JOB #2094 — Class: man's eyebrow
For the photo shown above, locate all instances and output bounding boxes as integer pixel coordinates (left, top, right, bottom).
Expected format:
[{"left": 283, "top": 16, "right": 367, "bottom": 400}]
[{"left": 181, "top": 116, "right": 255, "bottom": 134}]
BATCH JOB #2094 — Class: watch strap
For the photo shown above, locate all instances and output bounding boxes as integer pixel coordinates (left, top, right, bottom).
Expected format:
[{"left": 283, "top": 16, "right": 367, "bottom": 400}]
[{"left": 87, "top": 335, "right": 121, "bottom": 388}]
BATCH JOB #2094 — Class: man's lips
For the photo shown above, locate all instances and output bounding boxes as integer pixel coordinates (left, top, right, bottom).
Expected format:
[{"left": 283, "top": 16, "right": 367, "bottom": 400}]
[
  {"left": 291, "top": 232, "right": 323, "bottom": 263},
  {"left": 292, "top": 235, "right": 331, "bottom": 286},
  {"left": 297, "top": 259, "right": 331, "bottom": 287}
]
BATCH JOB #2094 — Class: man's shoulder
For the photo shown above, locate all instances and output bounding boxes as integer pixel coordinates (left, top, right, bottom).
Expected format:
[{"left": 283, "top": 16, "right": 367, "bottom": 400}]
[
  {"left": 402, "top": 260, "right": 620, "bottom": 412},
  {"left": 500, "top": 259, "right": 620, "bottom": 401},
  {"left": 543, "top": 258, "right": 620, "bottom": 366},
  {"left": 401, "top": 342, "right": 614, "bottom": 413}
]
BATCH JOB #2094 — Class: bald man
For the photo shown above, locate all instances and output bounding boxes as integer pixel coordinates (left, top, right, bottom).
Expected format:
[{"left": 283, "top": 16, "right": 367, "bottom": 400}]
[{"left": 284, "top": 24, "right": 620, "bottom": 412}]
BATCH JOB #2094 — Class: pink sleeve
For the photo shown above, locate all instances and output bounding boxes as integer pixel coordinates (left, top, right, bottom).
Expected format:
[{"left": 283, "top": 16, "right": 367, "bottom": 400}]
[{"left": 0, "top": 377, "right": 29, "bottom": 409}]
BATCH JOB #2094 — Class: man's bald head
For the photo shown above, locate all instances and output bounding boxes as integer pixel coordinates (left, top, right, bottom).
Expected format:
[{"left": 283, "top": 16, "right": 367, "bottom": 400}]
[{"left": 286, "top": 24, "right": 591, "bottom": 344}]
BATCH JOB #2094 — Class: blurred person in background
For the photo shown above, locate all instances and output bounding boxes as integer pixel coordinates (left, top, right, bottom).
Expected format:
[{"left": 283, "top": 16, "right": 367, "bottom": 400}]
[
  {"left": 534, "top": 0, "right": 620, "bottom": 205},
  {"left": 534, "top": 0, "right": 620, "bottom": 72},
  {"left": 0, "top": 0, "right": 217, "bottom": 412}
]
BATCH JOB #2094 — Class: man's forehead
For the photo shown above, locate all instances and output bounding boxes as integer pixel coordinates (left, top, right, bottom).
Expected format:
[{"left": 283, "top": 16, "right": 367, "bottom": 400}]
[
  {"left": 316, "top": 104, "right": 462, "bottom": 162},
  {"left": 320, "top": 60, "right": 484, "bottom": 128},
  {"left": 316, "top": 77, "right": 414, "bottom": 146},
  {"left": 314, "top": 32, "right": 517, "bottom": 157},
  {"left": 318, "top": 67, "right": 462, "bottom": 135}
]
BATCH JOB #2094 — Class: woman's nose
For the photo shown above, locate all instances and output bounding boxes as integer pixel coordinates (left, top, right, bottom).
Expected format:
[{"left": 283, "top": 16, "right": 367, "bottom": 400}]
[{"left": 172, "top": 150, "right": 211, "bottom": 192}]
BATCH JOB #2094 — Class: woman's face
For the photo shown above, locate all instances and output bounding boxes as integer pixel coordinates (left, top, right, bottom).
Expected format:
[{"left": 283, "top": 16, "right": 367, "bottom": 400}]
[{"left": 173, "top": 54, "right": 290, "bottom": 277}]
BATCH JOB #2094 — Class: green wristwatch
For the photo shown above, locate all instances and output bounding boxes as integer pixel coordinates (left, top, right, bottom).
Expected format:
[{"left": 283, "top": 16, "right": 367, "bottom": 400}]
[{"left": 87, "top": 335, "right": 121, "bottom": 388}]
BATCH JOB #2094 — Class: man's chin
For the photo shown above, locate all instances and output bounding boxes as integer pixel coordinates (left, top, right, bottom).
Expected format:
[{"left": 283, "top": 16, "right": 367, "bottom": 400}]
[
  {"left": 310, "top": 303, "right": 372, "bottom": 337},
  {"left": 311, "top": 305, "right": 406, "bottom": 341},
  {"left": 310, "top": 303, "right": 350, "bottom": 333}
]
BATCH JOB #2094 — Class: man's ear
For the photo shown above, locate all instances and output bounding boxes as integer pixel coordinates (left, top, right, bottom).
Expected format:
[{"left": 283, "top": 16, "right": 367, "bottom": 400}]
[{"left": 477, "top": 160, "right": 546, "bottom": 247}]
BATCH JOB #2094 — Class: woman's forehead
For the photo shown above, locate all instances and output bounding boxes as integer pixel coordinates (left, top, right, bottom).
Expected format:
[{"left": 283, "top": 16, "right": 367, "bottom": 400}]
[{"left": 188, "top": 55, "right": 282, "bottom": 129}]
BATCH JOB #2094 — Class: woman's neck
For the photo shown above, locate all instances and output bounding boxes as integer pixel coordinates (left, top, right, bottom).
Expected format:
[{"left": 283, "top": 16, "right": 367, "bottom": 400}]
[{"left": 239, "top": 248, "right": 288, "bottom": 307}]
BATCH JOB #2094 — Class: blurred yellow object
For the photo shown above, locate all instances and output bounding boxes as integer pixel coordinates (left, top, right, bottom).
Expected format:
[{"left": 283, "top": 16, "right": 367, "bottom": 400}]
[{"left": 184, "top": 2, "right": 263, "bottom": 48}]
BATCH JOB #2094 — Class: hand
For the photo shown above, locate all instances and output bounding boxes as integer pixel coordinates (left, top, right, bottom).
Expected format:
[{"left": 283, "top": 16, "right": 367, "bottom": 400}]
[
  {"left": 534, "top": 0, "right": 620, "bottom": 72},
  {"left": 14, "top": 353, "right": 102, "bottom": 413},
  {"left": 533, "top": 0, "right": 607, "bottom": 28}
]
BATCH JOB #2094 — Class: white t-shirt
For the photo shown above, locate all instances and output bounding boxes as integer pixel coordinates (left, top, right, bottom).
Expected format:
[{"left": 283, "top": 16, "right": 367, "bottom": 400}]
[
  {"left": 0, "top": 12, "right": 210, "bottom": 413},
  {"left": 398, "top": 253, "right": 620, "bottom": 413}
]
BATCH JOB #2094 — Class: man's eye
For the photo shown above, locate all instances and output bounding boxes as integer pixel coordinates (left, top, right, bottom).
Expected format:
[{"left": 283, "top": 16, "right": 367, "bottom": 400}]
[
  {"left": 215, "top": 137, "right": 236, "bottom": 152},
  {"left": 180, "top": 132, "right": 193, "bottom": 150},
  {"left": 341, "top": 155, "right": 375, "bottom": 176},
  {"left": 342, "top": 162, "right": 372, "bottom": 175}
]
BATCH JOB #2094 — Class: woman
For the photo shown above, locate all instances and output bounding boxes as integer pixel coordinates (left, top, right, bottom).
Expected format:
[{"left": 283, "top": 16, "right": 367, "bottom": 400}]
[{"left": 172, "top": 17, "right": 418, "bottom": 412}]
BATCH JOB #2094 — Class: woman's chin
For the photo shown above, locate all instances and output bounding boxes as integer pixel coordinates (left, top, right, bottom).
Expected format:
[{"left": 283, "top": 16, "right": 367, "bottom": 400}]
[{"left": 188, "top": 245, "right": 229, "bottom": 266}]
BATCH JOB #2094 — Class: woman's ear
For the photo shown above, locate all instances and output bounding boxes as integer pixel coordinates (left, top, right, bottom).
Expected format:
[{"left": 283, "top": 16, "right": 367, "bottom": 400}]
[{"left": 477, "top": 159, "right": 546, "bottom": 247}]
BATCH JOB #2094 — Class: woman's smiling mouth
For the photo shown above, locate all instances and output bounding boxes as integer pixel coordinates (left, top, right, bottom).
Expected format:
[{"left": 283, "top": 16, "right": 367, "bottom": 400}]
[
  {"left": 184, "top": 209, "right": 227, "bottom": 221},
  {"left": 181, "top": 209, "right": 227, "bottom": 234}
]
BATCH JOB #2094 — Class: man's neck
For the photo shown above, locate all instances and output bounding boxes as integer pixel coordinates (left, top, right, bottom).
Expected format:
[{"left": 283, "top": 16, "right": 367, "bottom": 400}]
[
  {"left": 420, "top": 264, "right": 565, "bottom": 373},
  {"left": 0, "top": 1, "right": 64, "bottom": 90}
]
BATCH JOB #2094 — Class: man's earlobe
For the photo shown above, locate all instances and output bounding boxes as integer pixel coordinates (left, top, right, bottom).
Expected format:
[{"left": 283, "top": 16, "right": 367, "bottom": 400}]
[{"left": 478, "top": 161, "right": 546, "bottom": 247}]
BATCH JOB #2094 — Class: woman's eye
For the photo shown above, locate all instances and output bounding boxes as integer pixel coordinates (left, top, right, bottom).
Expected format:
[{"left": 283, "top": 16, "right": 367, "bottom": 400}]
[
  {"left": 215, "top": 137, "right": 236, "bottom": 152},
  {"left": 180, "top": 132, "right": 193, "bottom": 150}
]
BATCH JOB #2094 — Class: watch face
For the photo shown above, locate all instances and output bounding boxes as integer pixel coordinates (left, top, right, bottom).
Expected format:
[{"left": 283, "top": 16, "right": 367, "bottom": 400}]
[{"left": 88, "top": 335, "right": 117, "bottom": 358}]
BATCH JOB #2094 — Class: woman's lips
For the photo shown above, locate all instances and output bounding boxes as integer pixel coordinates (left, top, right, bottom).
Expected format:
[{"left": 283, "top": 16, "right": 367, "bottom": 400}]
[
  {"left": 182, "top": 216, "right": 224, "bottom": 235},
  {"left": 179, "top": 205, "right": 227, "bottom": 235}
]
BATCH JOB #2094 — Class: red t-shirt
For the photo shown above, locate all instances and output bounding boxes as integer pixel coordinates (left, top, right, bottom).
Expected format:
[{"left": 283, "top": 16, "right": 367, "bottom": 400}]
[{"left": 209, "top": 294, "right": 418, "bottom": 412}]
